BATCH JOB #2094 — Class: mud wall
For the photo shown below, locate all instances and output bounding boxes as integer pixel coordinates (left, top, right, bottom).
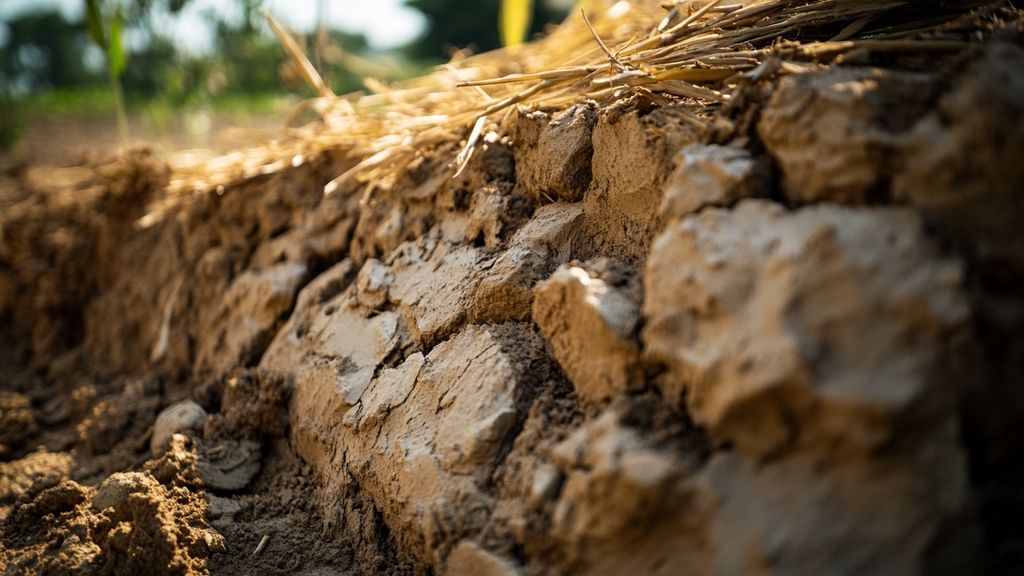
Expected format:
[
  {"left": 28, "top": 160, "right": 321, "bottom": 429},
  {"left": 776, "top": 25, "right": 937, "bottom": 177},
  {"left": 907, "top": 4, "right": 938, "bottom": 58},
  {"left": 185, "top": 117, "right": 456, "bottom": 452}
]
[{"left": 2, "top": 37, "right": 1024, "bottom": 576}]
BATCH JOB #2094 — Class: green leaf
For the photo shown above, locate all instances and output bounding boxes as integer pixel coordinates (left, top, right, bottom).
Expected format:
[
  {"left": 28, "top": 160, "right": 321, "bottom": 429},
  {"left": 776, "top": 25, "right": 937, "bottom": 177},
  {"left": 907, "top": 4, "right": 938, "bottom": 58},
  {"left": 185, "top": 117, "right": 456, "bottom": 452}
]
[
  {"left": 85, "top": 0, "right": 107, "bottom": 48},
  {"left": 500, "top": 0, "right": 533, "bottom": 48},
  {"left": 107, "top": 10, "right": 126, "bottom": 78}
]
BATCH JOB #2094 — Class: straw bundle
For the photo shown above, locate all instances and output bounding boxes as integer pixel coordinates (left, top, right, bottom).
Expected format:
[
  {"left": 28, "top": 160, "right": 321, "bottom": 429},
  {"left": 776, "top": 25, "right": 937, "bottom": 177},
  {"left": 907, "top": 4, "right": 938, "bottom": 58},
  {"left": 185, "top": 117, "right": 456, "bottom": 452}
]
[{"left": 160, "top": 0, "right": 1014, "bottom": 217}]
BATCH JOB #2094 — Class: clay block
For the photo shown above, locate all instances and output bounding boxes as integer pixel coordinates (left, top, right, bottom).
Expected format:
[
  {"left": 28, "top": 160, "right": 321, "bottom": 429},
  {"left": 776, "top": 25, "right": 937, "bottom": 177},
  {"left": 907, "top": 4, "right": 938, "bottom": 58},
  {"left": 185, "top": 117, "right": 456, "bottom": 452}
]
[
  {"left": 195, "top": 262, "right": 308, "bottom": 376},
  {"left": 389, "top": 241, "right": 485, "bottom": 346},
  {"left": 510, "top": 103, "right": 596, "bottom": 202},
  {"left": 533, "top": 262, "right": 641, "bottom": 406},
  {"left": 660, "top": 144, "right": 767, "bottom": 220},
  {"left": 759, "top": 68, "right": 938, "bottom": 205},
  {"left": 893, "top": 44, "right": 1024, "bottom": 276},
  {"left": 473, "top": 202, "right": 583, "bottom": 323},
  {"left": 644, "top": 200, "right": 969, "bottom": 458}
]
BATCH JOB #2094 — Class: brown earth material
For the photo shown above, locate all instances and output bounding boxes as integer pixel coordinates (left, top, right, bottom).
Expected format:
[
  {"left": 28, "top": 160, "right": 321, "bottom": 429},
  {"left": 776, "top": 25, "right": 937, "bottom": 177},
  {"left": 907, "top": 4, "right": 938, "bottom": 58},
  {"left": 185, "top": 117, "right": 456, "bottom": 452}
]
[
  {"left": 644, "top": 200, "right": 969, "bottom": 458},
  {"left": 2, "top": 29, "right": 1024, "bottom": 576},
  {"left": 758, "top": 67, "right": 940, "bottom": 205},
  {"left": 532, "top": 259, "right": 642, "bottom": 407}
]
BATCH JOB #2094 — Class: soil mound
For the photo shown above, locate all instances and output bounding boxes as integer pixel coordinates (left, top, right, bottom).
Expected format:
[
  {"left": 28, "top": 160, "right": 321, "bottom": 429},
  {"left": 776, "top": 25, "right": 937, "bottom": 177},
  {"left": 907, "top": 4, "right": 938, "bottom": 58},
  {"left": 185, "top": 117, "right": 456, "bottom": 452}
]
[{"left": 2, "top": 2, "right": 1024, "bottom": 575}]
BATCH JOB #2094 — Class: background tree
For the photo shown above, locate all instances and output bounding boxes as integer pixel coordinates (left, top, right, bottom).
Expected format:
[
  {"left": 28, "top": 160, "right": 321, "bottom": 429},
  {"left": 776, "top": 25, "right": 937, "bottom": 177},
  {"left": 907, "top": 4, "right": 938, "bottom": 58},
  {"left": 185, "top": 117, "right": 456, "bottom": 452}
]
[
  {"left": 405, "top": 0, "right": 568, "bottom": 60},
  {"left": 0, "top": 0, "right": 572, "bottom": 153},
  {"left": 0, "top": 11, "right": 98, "bottom": 93}
]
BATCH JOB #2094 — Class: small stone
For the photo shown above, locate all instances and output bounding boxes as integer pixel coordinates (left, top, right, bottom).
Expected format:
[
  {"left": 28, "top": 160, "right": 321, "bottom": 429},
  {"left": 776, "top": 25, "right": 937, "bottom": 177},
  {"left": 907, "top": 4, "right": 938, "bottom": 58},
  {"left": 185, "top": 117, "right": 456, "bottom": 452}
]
[{"left": 150, "top": 401, "right": 207, "bottom": 456}]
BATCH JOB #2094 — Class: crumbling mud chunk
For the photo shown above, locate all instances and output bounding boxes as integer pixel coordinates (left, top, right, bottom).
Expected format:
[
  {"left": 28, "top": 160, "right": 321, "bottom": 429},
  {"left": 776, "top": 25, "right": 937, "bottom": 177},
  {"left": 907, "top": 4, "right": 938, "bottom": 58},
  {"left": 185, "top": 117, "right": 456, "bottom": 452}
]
[
  {"left": 660, "top": 144, "right": 768, "bottom": 220},
  {"left": 759, "top": 67, "right": 939, "bottom": 205},
  {"left": 0, "top": 450, "right": 72, "bottom": 504},
  {"left": 550, "top": 400, "right": 705, "bottom": 576},
  {"left": 472, "top": 202, "right": 583, "bottom": 323},
  {"left": 696, "top": 441, "right": 975, "bottom": 576},
  {"left": 893, "top": 43, "right": 1024, "bottom": 277},
  {"left": 582, "top": 106, "right": 698, "bottom": 260},
  {"left": 275, "top": 322, "right": 556, "bottom": 567},
  {"left": 644, "top": 200, "right": 972, "bottom": 458},
  {"left": 91, "top": 472, "right": 224, "bottom": 575},
  {"left": 509, "top": 103, "right": 596, "bottom": 202},
  {"left": 195, "top": 261, "right": 308, "bottom": 376},
  {"left": 444, "top": 539, "right": 521, "bottom": 576},
  {"left": 388, "top": 237, "right": 486, "bottom": 346},
  {"left": 533, "top": 260, "right": 642, "bottom": 406}
]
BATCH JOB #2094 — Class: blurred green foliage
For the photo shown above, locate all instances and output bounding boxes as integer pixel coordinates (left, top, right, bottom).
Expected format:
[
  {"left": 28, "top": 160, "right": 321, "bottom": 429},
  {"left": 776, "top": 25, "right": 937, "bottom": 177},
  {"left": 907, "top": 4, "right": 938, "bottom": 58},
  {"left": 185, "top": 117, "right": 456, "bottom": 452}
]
[
  {"left": 0, "top": 0, "right": 569, "bottom": 152},
  {"left": 0, "top": 10, "right": 97, "bottom": 91},
  {"left": 84, "top": 0, "right": 129, "bottom": 141},
  {"left": 0, "top": 4, "right": 379, "bottom": 103}
]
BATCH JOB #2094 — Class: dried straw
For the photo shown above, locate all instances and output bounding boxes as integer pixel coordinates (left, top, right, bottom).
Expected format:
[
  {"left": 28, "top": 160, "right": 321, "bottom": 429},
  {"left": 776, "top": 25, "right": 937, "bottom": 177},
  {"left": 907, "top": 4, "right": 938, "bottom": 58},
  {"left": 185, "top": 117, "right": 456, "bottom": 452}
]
[{"left": 157, "top": 0, "right": 1012, "bottom": 223}]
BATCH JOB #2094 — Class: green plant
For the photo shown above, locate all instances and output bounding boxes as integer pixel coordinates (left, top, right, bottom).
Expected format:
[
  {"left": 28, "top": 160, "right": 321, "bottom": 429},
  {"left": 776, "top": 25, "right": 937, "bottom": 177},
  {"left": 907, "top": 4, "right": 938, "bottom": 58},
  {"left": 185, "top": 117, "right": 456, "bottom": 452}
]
[{"left": 84, "top": 0, "right": 128, "bottom": 143}]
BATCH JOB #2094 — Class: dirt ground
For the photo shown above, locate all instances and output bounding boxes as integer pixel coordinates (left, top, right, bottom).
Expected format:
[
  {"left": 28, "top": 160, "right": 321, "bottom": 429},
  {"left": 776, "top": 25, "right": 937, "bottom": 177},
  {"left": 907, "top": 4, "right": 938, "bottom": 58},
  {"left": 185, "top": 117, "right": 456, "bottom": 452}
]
[
  {"left": 4, "top": 112, "right": 283, "bottom": 168},
  {"left": 2, "top": 10, "right": 1024, "bottom": 576}
]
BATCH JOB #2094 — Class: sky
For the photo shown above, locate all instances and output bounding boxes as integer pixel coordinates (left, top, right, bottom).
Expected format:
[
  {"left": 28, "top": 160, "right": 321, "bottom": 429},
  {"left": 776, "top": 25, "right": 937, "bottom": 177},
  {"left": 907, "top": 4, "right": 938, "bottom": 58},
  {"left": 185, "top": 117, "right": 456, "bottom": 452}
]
[{"left": 0, "top": 0, "right": 427, "bottom": 53}]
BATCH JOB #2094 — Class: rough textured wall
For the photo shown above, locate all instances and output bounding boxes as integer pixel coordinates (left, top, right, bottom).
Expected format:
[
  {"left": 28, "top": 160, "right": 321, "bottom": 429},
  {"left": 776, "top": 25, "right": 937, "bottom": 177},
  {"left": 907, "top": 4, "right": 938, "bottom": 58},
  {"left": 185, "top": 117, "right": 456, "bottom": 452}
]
[{"left": 2, "top": 35, "right": 1024, "bottom": 576}]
